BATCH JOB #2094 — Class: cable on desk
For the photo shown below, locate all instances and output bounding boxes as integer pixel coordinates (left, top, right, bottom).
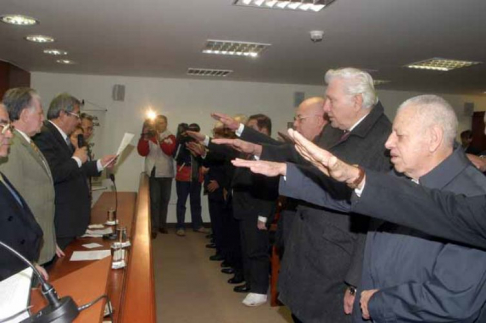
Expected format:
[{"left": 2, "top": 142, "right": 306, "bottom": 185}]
[{"left": 78, "top": 294, "right": 113, "bottom": 322}]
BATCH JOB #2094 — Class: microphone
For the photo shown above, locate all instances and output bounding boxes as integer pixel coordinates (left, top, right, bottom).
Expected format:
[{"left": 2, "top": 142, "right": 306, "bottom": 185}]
[
  {"left": 0, "top": 240, "right": 79, "bottom": 323},
  {"left": 77, "top": 134, "right": 85, "bottom": 148},
  {"left": 103, "top": 174, "right": 118, "bottom": 240}
]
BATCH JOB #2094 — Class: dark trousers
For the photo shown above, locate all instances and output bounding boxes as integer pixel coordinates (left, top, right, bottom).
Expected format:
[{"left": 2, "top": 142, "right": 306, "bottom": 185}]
[
  {"left": 149, "top": 175, "right": 172, "bottom": 232},
  {"left": 176, "top": 181, "right": 203, "bottom": 230},
  {"left": 208, "top": 198, "right": 225, "bottom": 255},
  {"left": 222, "top": 203, "right": 242, "bottom": 271},
  {"left": 239, "top": 216, "right": 270, "bottom": 294}
]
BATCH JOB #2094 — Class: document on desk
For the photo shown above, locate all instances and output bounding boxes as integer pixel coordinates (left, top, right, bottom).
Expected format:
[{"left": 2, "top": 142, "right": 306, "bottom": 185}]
[
  {"left": 82, "top": 227, "right": 113, "bottom": 237},
  {"left": 70, "top": 250, "right": 111, "bottom": 261},
  {"left": 0, "top": 267, "right": 33, "bottom": 323}
]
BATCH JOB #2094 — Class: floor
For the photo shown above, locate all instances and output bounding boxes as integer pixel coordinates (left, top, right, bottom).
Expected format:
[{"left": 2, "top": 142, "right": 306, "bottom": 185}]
[{"left": 153, "top": 229, "right": 292, "bottom": 323}]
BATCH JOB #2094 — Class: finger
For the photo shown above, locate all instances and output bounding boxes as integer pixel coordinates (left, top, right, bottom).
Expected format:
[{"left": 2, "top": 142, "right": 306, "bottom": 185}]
[
  {"left": 231, "top": 158, "right": 257, "bottom": 168},
  {"left": 212, "top": 138, "right": 233, "bottom": 145}
]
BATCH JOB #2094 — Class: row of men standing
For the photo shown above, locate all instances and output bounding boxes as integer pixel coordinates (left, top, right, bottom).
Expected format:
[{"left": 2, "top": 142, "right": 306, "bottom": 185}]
[{"left": 0, "top": 88, "right": 114, "bottom": 280}]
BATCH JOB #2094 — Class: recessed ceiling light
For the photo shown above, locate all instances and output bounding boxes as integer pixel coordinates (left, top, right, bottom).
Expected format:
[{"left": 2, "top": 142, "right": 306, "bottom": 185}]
[
  {"left": 233, "top": 0, "right": 334, "bottom": 12},
  {"left": 187, "top": 68, "right": 233, "bottom": 77},
  {"left": 1, "top": 14, "right": 39, "bottom": 26},
  {"left": 44, "top": 49, "right": 68, "bottom": 56},
  {"left": 25, "top": 35, "right": 55, "bottom": 43},
  {"left": 56, "top": 59, "right": 76, "bottom": 65},
  {"left": 203, "top": 40, "right": 270, "bottom": 57},
  {"left": 373, "top": 80, "right": 390, "bottom": 86},
  {"left": 406, "top": 58, "right": 481, "bottom": 71}
]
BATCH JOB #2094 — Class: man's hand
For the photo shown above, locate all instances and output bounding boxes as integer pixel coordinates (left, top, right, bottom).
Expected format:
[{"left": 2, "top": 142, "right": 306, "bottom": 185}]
[
  {"left": 360, "top": 289, "right": 379, "bottom": 320},
  {"left": 186, "top": 131, "right": 206, "bottom": 142},
  {"left": 467, "top": 154, "right": 486, "bottom": 172},
  {"left": 186, "top": 141, "right": 206, "bottom": 156},
  {"left": 257, "top": 220, "right": 267, "bottom": 231},
  {"left": 34, "top": 264, "right": 49, "bottom": 281},
  {"left": 343, "top": 288, "right": 355, "bottom": 315},
  {"left": 207, "top": 180, "right": 220, "bottom": 193},
  {"left": 212, "top": 138, "right": 262, "bottom": 157},
  {"left": 232, "top": 159, "right": 287, "bottom": 177},
  {"left": 211, "top": 113, "right": 240, "bottom": 131},
  {"left": 100, "top": 154, "right": 118, "bottom": 169},
  {"left": 327, "top": 157, "right": 366, "bottom": 190},
  {"left": 55, "top": 244, "right": 65, "bottom": 258},
  {"left": 73, "top": 147, "right": 88, "bottom": 163}
]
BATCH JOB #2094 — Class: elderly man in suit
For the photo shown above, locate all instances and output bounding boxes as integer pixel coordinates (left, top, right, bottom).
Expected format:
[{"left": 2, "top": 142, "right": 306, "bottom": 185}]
[
  {"left": 33, "top": 93, "right": 116, "bottom": 249},
  {"left": 237, "top": 95, "right": 486, "bottom": 322},
  {"left": 0, "top": 103, "right": 45, "bottom": 281},
  {"left": 213, "top": 68, "right": 392, "bottom": 323},
  {"left": 0, "top": 88, "right": 63, "bottom": 267}
]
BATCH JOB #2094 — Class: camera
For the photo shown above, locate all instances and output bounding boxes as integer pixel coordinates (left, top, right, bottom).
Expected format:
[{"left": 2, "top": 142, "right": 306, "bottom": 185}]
[
  {"left": 142, "top": 119, "right": 157, "bottom": 137},
  {"left": 177, "top": 123, "right": 200, "bottom": 144}
]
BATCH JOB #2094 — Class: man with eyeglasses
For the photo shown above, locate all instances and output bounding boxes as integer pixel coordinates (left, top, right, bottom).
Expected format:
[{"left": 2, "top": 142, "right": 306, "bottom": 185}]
[
  {"left": 0, "top": 103, "right": 46, "bottom": 281},
  {"left": 33, "top": 93, "right": 116, "bottom": 249}
]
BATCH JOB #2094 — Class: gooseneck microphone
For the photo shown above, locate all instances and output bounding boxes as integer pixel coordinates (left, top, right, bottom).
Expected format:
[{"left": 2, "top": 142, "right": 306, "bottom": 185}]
[{"left": 0, "top": 240, "right": 79, "bottom": 323}]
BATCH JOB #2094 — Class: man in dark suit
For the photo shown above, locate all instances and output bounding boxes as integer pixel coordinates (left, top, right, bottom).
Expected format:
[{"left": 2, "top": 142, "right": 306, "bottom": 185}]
[
  {"left": 0, "top": 103, "right": 44, "bottom": 281},
  {"left": 215, "top": 68, "right": 392, "bottom": 323},
  {"left": 242, "top": 95, "right": 486, "bottom": 322},
  {"left": 33, "top": 93, "right": 116, "bottom": 249}
]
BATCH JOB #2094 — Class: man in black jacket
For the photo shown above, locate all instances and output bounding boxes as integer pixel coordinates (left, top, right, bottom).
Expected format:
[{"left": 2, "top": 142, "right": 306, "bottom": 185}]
[{"left": 33, "top": 93, "right": 116, "bottom": 249}]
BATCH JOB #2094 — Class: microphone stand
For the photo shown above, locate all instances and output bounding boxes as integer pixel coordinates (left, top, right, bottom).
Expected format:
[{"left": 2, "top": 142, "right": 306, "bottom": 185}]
[{"left": 0, "top": 240, "right": 79, "bottom": 323}]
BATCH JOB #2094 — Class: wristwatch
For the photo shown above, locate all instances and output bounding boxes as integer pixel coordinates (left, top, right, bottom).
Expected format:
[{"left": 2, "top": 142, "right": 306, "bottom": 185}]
[
  {"left": 348, "top": 286, "right": 357, "bottom": 296},
  {"left": 349, "top": 165, "right": 365, "bottom": 189}
]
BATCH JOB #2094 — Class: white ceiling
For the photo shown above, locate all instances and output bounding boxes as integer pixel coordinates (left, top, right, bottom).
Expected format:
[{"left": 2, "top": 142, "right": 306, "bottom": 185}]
[{"left": 1, "top": 0, "right": 485, "bottom": 94}]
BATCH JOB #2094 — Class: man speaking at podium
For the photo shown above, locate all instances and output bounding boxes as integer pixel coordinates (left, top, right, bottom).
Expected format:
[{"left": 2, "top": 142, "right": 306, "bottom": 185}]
[{"left": 33, "top": 93, "right": 116, "bottom": 249}]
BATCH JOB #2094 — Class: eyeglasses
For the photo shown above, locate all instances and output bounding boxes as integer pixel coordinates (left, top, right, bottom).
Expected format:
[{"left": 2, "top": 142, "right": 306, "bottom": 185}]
[
  {"left": 66, "top": 111, "right": 81, "bottom": 120},
  {"left": 293, "top": 115, "right": 321, "bottom": 122},
  {"left": 0, "top": 122, "right": 14, "bottom": 134}
]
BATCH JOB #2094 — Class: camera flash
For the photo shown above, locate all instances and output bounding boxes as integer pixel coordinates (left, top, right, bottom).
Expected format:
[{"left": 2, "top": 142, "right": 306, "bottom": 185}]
[{"left": 146, "top": 109, "right": 157, "bottom": 120}]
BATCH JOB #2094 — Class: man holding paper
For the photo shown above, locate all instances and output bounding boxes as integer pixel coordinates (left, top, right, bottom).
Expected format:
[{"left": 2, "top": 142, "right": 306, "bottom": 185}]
[{"left": 33, "top": 93, "right": 116, "bottom": 249}]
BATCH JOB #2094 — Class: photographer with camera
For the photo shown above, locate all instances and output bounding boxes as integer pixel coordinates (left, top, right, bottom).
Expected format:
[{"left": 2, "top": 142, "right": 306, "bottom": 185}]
[
  {"left": 173, "top": 123, "right": 209, "bottom": 236},
  {"left": 137, "top": 115, "right": 176, "bottom": 239}
]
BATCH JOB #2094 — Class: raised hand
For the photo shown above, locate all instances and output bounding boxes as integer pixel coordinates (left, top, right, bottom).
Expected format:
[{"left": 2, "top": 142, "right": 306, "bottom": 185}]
[
  {"left": 186, "top": 141, "right": 206, "bottom": 156},
  {"left": 212, "top": 138, "right": 262, "bottom": 157},
  {"left": 231, "top": 158, "right": 287, "bottom": 177},
  {"left": 186, "top": 130, "right": 206, "bottom": 142},
  {"left": 211, "top": 113, "right": 240, "bottom": 131}
]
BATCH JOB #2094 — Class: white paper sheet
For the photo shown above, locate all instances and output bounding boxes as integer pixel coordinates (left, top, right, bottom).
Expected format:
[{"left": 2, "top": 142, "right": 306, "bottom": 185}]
[
  {"left": 102, "top": 132, "right": 135, "bottom": 169},
  {"left": 88, "top": 224, "right": 105, "bottom": 229},
  {"left": 82, "top": 243, "right": 103, "bottom": 249},
  {"left": 0, "top": 267, "right": 33, "bottom": 323},
  {"left": 70, "top": 250, "right": 111, "bottom": 261}
]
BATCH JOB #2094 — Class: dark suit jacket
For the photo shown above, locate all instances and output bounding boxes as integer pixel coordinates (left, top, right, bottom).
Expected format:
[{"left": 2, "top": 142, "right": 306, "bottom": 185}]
[
  {"left": 255, "top": 102, "right": 392, "bottom": 323},
  {"left": 33, "top": 121, "right": 100, "bottom": 239},
  {"left": 0, "top": 173, "right": 43, "bottom": 281}
]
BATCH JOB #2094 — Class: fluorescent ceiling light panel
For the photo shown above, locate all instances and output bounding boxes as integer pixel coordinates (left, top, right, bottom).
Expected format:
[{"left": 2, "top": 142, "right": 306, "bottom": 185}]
[
  {"left": 44, "top": 49, "right": 68, "bottom": 56},
  {"left": 406, "top": 58, "right": 481, "bottom": 71},
  {"left": 233, "top": 0, "right": 335, "bottom": 12},
  {"left": 203, "top": 40, "right": 270, "bottom": 57},
  {"left": 25, "top": 35, "right": 54, "bottom": 43},
  {"left": 187, "top": 68, "right": 233, "bottom": 77},
  {"left": 373, "top": 80, "right": 391, "bottom": 86},
  {"left": 1, "top": 14, "right": 38, "bottom": 26}
]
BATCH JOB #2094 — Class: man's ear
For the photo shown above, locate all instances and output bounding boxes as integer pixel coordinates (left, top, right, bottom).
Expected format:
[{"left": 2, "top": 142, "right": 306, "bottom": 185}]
[
  {"left": 428, "top": 125, "right": 444, "bottom": 153},
  {"left": 353, "top": 94, "right": 363, "bottom": 112}
]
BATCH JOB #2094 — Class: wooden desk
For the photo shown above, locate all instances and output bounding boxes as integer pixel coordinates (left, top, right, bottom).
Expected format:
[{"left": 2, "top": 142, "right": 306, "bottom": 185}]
[{"left": 32, "top": 173, "right": 155, "bottom": 323}]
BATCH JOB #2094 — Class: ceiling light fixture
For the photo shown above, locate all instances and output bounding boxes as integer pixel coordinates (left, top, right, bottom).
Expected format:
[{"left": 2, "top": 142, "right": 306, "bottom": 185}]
[
  {"left": 0, "top": 14, "right": 39, "bottom": 26},
  {"left": 44, "top": 49, "right": 68, "bottom": 56},
  {"left": 56, "top": 59, "right": 76, "bottom": 65},
  {"left": 373, "top": 80, "right": 391, "bottom": 86},
  {"left": 203, "top": 40, "right": 270, "bottom": 57},
  {"left": 25, "top": 35, "right": 54, "bottom": 43},
  {"left": 233, "top": 0, "right": 335, "bottom": 12},
  {"left": 187, "top": 68, "right": 233, "bottom": 77},
  {"left": 406, "top": 58, "right": 481, "bottom": 71}
]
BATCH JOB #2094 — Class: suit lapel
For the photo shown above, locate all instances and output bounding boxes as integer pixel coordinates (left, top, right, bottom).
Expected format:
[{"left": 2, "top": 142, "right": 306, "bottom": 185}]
[
  {"left": 15, "top": 130, "right": 53, "bottom": 180},
  {"left": 44, "top": 121, "right": 72, "bottom": 157}
]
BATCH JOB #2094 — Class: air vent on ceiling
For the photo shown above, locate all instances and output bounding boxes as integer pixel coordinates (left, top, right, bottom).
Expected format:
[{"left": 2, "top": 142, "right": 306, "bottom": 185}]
[
  {"left": 233, "top": 0, "right": 336, "bottom": 12},
  {"left": 187, "top": 68, "right": 233, "bottom": 77},
  {"left": 202, "top": 40, "right": 270, "bottom": 57}
]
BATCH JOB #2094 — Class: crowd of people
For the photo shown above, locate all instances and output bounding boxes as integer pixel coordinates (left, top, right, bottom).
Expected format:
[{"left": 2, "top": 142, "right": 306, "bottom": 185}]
[{"left": 2, "top": 66, "right": 486, "bottom": 322}]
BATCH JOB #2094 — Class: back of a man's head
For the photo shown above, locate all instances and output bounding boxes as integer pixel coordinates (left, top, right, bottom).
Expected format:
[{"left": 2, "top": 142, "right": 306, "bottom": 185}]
[
  {"left": 47, "top": 93, "right": 81, "bottom": 120},
  {"left": 2, "top": 87, "right": 39, "bottom": 121},
  {"left": 325, "top": 67, "right": 377, "bottom": 109},
  {"left": 248, "top": 114, "right": 272, "bottom": 136}
]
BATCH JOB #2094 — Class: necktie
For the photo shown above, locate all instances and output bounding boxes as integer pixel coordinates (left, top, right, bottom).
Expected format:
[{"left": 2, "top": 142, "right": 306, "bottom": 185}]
[
  {"left": 30, "top": 141, "right": 50, "bottom": 172},
  {"left": 0, "top": 173, "right": 23, "bottom": 207},
  {"left": 66, "top": 137, "right": 75, "bottom": 152},
  {"left": 339, "top": 131, "right": 350, "bottom": 142}
]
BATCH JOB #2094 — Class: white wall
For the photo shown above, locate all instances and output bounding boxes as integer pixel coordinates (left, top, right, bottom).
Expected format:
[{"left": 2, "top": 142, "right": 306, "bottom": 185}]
[{"left": 31, "top": 72, "right": 486, "bottom": 223}]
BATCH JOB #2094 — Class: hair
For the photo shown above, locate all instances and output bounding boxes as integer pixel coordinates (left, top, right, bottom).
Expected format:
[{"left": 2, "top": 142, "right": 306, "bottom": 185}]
[
  {"left": 234, "top": 114, "right": 248, "bottom": 125},
  {"left": 80, "top": 113, "right": 94, "bottom": 122},
  {"left": 398, "top": 95, "right": 458, "bottom": 147},
  {"left": 156, "top": 115, "right": 167, "bottom": 123},
  {"left": 324, "top": 67, "right": 377, "bottom": 109},
  {"left": 47, "top": 93, "right": 81, "bottom": 120},
  {"left": 248, "top": 114, "right": 272, "bottom": 136},
  {"left": 460, "top": 130, "right": 473, "bottom": 140},
  {"left": 2, "top": 87, "right": 40, "bottom": 121},
  {"left": 188, "top": 123, "right": 200, "bottom": 132}
]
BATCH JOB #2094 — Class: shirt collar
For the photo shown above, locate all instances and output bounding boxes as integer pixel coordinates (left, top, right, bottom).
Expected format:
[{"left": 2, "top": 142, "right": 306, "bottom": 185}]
[{"left": 15, "top": 129, "right": 31, "bottom": 143}]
